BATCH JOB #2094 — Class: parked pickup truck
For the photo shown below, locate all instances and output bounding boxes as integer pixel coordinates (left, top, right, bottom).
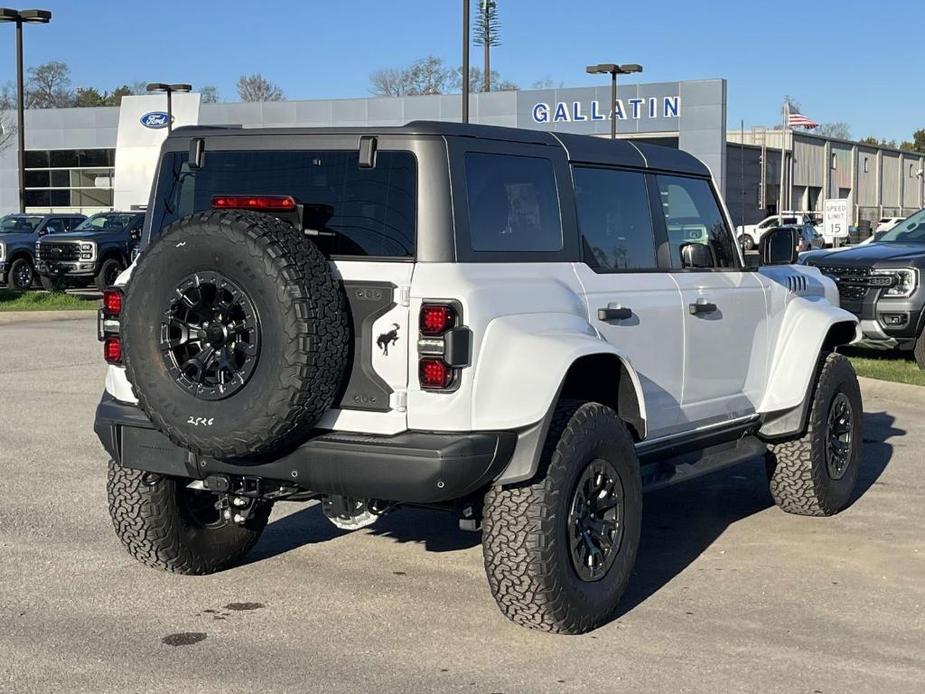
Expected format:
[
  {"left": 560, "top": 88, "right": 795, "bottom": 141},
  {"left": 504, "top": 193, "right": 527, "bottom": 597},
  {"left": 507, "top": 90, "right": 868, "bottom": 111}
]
[
  {"left": 36, "top": 211, "right": 144, "bottom": 291},
  {"left": 0, "top": 213, "right": 85, "bottom": 290}
]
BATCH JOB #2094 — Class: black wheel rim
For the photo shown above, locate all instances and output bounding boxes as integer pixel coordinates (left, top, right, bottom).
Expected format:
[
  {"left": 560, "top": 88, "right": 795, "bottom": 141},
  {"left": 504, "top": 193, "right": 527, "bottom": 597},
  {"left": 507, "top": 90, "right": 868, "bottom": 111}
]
[
  {"left": 13, "top": 263, "right": 32, "bottom": 289},
  {"left": 159, "top": 272, "right": 260, "bottom": 401},
  {"left": 104, "top": 262, "right": 120, "bottom": 287},
  {"left": 568, "top": 458, "right": 625, "bottom": 582},
  {"left": 826, "top": 392, "right": 854, "bottom": 480}
]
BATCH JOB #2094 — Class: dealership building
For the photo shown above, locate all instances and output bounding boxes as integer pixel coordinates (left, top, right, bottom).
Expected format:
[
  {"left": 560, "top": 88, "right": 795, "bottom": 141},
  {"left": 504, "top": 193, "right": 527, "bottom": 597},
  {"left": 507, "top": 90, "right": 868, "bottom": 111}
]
[{"left": 1, "top": 78, "right": 922, "bottom": 229}]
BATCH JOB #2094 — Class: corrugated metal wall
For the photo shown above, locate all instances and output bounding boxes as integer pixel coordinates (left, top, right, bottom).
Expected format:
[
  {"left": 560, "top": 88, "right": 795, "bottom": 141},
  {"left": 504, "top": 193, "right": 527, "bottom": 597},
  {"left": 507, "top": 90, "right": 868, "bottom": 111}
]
[
  {"left": 856, "top": 146, "right": 879, "bottom": 207},
  {"left": 903, "top": 154, "right": 924, "bottom": 210},
  {"left": 831, "top": 145, "right": 853, "bottom": 192},
  {"left": 792, "top": 138, "right": 825, "bottom": 187},
  {"left": 882, "top": 153, "right": 901, "bottom": 207}
]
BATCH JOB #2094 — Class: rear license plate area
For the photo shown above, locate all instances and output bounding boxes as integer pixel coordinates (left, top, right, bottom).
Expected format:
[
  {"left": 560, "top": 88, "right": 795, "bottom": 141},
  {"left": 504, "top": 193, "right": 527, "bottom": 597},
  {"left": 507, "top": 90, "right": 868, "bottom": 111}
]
[{"left": 120, "top": 426, "right": 190, "bottom": 476}]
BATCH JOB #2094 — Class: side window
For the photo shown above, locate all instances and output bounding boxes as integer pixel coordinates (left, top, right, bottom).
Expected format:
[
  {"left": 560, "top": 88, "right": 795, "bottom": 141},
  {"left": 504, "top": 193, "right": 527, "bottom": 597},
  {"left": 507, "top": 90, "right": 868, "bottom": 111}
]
[
  {"left": 465, "top": 152, "right": 563, "bottom": 252},
  {"left": 655, "top": 175, "right": 738, "bottom": 269},
  {"left": 573, "top": 167, "right": 657, "bottom": 271},
  {"left": 44, "top": 219, "right": 63, "bottom": 235}
]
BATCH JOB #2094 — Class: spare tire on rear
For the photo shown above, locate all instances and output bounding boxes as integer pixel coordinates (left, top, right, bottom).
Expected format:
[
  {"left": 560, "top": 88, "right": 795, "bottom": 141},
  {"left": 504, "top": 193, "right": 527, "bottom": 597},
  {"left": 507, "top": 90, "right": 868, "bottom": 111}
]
[{"left": 122, "top": 210, "right": 350, "bottom": 459}]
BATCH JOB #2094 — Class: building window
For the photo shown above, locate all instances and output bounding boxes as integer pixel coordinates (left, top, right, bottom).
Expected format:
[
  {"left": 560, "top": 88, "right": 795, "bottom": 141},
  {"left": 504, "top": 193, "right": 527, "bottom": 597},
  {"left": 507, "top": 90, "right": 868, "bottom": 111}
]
[
  {"left": 23, "top": 148, "right": 116, "bottom": 212},
  {"left": 864, "top": 157, "right": 869, "bottom": 173},
  {"left": 831, "top": 153, "right": 837, "bottom": 170},
  {"left": 912, "top": 164, "right": 917, "bottom": 178}
]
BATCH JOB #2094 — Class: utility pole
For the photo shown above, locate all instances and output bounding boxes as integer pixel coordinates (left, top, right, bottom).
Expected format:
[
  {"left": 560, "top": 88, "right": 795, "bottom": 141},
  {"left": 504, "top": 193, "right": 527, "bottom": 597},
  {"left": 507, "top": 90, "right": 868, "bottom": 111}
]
[{"left": 462, "top": 0, "right": 469, "bottom": 123}]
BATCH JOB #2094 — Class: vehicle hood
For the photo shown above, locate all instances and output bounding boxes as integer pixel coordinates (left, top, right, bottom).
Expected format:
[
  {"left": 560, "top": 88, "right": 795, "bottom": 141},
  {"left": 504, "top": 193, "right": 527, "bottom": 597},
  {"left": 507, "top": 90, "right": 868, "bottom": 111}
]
[
  {"left": 802, "top": 243, "right": 925, "bottom": 268},
  {"left": 42, "top": 230, "right": 119, "bottom": 243},
  {"left": 0, "top": 231, "right": 36, "bottom": 246}
]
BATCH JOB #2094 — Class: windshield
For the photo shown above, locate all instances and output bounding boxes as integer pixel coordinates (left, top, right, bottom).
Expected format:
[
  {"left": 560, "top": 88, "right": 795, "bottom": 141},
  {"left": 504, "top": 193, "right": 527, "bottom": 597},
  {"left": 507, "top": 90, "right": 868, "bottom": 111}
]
[
  {"left": 75, "top": 213, "right": 137, "bottom": 232},
  {"left": 151, "top": 149, "right": 416, "bottom": 258},
  {"left": 878, "top": 209, "right": 925, "bottom": 243},
  {"left": 0, "top": 215, "right": 42, "bottom": 234}
]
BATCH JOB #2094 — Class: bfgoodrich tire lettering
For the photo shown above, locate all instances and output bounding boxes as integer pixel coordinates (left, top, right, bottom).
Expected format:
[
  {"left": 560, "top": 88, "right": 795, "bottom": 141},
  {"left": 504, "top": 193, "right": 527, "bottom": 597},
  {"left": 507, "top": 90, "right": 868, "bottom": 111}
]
[
  {"left": 121, "top": 210, "right": 350, "bottom": 459},
  {"left": 765, "top": 353, "right": 863, "bottom": 516},
  {"left": 482, "top": 400, "right": 642, "bottom": 634},
  {"left": 107, "top": 461, "right": 272, "bottom": 574}
]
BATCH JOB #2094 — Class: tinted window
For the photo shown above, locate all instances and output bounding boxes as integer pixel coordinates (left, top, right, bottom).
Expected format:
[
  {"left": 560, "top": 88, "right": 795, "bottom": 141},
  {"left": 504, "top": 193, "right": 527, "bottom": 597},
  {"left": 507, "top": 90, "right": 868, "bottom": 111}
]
[
  {"left": 75, "top": 213, "right": 137, "bottom": 232},
  {"left": 465, "top": 152, "right": 562, "bottom": 252},
  {"left": 656, "top": 175, "right": 738, "bottom": 269},
  {"left": 879, "top": 209, "right": 925, "bottom": 244},
  {"left": 0, "top": 216, "right": 42, "bottom": 233},
  {"left": 573, "top": 167, "right": 657, "bottom": 271},
  {"left": 152, "top": 150, "right": 416, "bottom": 258}
]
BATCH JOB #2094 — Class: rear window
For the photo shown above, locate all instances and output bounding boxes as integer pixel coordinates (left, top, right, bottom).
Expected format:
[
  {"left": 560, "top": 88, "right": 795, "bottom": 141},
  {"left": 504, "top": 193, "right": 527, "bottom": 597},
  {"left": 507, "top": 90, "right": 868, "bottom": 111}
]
[
  {"left": 464, "top": 152, "right": 563, "bottom": 252},
  {"left": 151, "top": 149, "right": 416, "bottom": 258}
]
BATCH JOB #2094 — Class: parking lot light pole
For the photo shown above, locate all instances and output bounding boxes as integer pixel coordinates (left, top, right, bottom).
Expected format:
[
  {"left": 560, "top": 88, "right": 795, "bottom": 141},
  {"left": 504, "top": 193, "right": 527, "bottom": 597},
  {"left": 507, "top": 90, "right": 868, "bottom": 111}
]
[
  {"left": 0, "top": 8, "right": 52, "bottom": 213},
  {"left": 585, "top": 63, "right": 643, "bottom": 140},
  {"left": 146, "top": 82, "right": 192, "bottom": 133}
]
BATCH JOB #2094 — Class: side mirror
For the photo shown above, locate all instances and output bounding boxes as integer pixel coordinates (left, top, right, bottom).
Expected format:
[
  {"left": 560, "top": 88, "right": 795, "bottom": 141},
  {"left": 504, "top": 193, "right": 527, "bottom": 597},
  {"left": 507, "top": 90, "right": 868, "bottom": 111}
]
[
  {"left": 760, "top": 226, "right": 799, "bottom": 265},
  {"left": 679, "top": 242, "right": 716, "bottom": 269}
]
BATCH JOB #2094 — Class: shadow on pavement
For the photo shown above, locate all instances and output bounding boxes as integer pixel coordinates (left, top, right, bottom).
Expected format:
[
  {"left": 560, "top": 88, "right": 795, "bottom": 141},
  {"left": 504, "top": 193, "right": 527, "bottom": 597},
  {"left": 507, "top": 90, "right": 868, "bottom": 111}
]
[{"left": 250, "top": 411, "right": 902, "bottom": 613}]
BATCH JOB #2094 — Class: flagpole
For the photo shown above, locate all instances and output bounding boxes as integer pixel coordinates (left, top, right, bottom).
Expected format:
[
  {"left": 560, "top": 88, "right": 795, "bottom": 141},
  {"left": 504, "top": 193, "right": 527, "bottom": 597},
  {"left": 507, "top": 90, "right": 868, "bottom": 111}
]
[{"left": 780, "top": 101, "right": 788, "bottom": 215}]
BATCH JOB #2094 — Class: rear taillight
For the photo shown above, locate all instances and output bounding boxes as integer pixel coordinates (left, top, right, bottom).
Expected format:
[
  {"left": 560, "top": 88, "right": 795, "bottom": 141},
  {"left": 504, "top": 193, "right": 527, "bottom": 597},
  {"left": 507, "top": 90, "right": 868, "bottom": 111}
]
[
  {"left": 103, "top": 336, "right": 122, "bottom": 364},
  {"left": 211, "top": 195, "right": 297, "bottom": 212},
  {"left": 417, "top": 302, "right": 470, "bottom": 391},
  {"left": 99, "top": 288, "right": 123, "bottom": 363}
]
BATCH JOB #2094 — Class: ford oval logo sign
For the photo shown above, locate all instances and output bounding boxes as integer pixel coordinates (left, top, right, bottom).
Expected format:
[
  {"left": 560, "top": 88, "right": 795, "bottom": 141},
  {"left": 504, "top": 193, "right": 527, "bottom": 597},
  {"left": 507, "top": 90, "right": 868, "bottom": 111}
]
[{"left": 140, "top": 111, "right": 171, "bottom": 129}]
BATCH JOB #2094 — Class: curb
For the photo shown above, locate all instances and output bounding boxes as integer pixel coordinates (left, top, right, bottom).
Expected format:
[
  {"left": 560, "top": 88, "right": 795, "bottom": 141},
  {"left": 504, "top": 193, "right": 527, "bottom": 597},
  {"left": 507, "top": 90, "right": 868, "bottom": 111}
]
[
  {"left": 0, "top": 309, "right": 97, "bottom": 325},
  {"left": 858, "top": 376, "right": 925, "bottom": 405}
]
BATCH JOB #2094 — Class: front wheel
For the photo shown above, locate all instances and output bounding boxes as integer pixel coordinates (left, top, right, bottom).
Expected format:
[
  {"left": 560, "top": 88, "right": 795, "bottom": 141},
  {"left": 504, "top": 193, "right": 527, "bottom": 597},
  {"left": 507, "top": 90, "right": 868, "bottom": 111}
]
[
  {"left": 482, "top": 400, "right": 642, "bottom": 634},
  {"left": 740, "top": 234, "right": 756, "bottom": 252},
  {"left": 107, "top": 461, "right": 272, "bottom": 574},
  {"left": 766, "top": 353, "right": 863, "bottom": 516},
  {"left": 95, "top": 258, "right": 124, "bottom": 292},
  {"left": 913, "top": 328, "right": 925, "bottom": 371},
  {"left": 7, "top": 258, "right": 35, "bottom": 290}
]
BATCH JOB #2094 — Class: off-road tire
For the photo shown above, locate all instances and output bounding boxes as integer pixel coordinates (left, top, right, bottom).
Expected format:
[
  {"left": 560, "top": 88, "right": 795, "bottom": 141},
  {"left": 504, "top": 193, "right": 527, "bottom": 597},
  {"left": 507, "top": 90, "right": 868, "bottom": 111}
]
[
  {"left": 7, "top": 258, "right": 34, "bottom": 290},
  {"left": 482, "top": 400, "right": 642, "bottom": 634},
  {"left": 766, "top": 353, "right": 862, "bottom": 516},
  {"left": 913, "top": 328, "right": 925, "bottom": 371},
  {"left": 39, "top": 274, "right": 67, "bottom": 292},
  {"left": 740, "top": 234, "right": 756, "bottom": 252},
  {"left": 107, "top": 461, "right": 272, "bottom": 574},
  {"left": 122, "top": 210, "right": 350, "bottom": 459},
  {"left": 95, "top": 258, "right": 123, "bottom": 292}
]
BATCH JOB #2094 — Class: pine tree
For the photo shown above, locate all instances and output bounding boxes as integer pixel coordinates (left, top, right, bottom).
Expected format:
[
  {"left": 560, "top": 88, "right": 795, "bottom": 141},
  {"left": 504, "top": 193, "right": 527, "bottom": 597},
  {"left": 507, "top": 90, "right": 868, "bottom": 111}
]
[{"left": 473, "top": 1, "right": 501, "bottom": 92}]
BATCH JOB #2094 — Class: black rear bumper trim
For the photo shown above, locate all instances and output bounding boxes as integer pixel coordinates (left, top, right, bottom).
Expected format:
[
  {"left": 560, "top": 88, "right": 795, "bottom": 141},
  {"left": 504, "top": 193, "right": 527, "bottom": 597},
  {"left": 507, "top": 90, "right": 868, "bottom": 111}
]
[{"left": 94, "top": 393, "right": 515, "bottom": 503}]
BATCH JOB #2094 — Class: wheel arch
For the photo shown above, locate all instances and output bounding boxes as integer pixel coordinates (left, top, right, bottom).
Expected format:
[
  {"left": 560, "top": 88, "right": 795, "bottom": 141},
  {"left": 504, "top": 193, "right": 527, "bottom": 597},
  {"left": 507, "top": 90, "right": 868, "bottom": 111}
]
[{"left": 758, "top": 298, "right": 859, "bottom": 440}]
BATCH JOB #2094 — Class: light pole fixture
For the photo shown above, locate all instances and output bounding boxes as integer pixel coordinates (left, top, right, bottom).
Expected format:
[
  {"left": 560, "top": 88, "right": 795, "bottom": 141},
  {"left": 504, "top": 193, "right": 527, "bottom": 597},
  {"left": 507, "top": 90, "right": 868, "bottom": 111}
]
[
  {"left": 585, "top": 63, "right": 643, "bottom": 140},
  {"left": 146, "top": 82, "right": 192, "bottom": 133},
  {"left": 461, "top": 0, "right": 470, "bottom": 123},
  {"left": 0, "top": 7, "right": 53, "bottom": 213}
]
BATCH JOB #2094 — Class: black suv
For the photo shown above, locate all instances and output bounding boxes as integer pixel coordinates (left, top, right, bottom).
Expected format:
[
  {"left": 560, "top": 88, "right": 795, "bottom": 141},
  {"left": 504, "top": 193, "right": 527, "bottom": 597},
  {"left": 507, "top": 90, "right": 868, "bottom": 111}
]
[
  {"left": 36, "top": 211, "right": 145, "bottom": 291},
  {"left": 0, "top": 213, "right": 86, "bottom": 290},
  {"left": 803, "top": 207, "right": 925, "bottom": 368}
]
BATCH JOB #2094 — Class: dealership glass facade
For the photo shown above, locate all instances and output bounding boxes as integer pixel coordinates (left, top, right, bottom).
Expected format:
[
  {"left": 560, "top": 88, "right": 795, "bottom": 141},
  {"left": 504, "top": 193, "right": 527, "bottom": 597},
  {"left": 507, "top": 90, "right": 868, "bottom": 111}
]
[{"left": 22, "top": 148, "right": 115, "bottom": 209}]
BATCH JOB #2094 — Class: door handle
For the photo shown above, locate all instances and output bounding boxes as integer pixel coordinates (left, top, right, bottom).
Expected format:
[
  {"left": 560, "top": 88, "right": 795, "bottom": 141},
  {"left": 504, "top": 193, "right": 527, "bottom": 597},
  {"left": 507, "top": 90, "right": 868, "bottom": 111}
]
[
  {"left": 597, "top": 306, "right": 633, "bottom": 321},
  {"left": 689, "top": 299, "right": 718, "bottom": 316}
]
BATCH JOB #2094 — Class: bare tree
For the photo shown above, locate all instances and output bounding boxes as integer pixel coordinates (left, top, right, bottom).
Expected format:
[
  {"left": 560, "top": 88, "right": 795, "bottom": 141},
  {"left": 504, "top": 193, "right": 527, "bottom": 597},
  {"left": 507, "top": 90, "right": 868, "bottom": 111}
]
[
  {"left": 236, "top": 73, "right": 285, "bottom": 102},
  {"left": 25, "top": 61, "right": 75, "bottom": 108},
  {"left": 815, "top": 122, "right": 852, "bottom": 140},
  {"left": 0, "top": 83, "right": 15, "bottom": 154},
  {"left": 200, "top": 85, "right": 219, "bottom": 104},
  {"left": 454, "top": 66, "right": 517, "bottom": 94},
  {"left": 403, "top": 57, "right": 453, "bottom": 96},
  {"left": 370, "top": 68, "right": 407, "bottom": 97},
  {"left": 473, "top": 0, "right": 501, "bottom": 92}
]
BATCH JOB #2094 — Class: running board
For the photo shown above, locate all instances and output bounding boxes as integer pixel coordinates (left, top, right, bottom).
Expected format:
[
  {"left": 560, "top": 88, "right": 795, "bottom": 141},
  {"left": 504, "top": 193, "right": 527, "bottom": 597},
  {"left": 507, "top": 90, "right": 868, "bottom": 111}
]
[{"left": 640, "top": 435, "right": 767, "bottom": 493}]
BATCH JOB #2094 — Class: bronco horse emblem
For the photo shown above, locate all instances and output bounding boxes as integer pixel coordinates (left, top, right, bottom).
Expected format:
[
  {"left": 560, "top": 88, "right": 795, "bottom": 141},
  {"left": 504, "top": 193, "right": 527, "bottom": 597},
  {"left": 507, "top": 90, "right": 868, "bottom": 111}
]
[{"left": 376, "top": 323, "right": 400, "bottom": 356}]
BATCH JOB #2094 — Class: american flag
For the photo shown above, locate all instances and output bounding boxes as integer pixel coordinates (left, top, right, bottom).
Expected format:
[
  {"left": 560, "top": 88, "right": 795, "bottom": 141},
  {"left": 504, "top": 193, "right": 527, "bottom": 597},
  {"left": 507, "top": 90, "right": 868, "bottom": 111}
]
[{"left": 785, "top": 106, "right": 818, "bottom": 129}]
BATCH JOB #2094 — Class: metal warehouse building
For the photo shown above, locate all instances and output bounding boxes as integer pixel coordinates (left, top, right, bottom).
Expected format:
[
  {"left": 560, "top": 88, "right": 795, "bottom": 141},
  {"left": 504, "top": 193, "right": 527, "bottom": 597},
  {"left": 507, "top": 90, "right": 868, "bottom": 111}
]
[{"left": 1, "top": 78, "right": 921, "bottom": 229}]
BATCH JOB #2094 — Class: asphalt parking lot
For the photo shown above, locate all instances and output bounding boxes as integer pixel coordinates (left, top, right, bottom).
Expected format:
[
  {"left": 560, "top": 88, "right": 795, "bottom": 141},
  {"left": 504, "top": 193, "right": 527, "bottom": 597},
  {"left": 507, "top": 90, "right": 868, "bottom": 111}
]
[{"left": 1, "top": 313, "right": 924, "bottom": 694}]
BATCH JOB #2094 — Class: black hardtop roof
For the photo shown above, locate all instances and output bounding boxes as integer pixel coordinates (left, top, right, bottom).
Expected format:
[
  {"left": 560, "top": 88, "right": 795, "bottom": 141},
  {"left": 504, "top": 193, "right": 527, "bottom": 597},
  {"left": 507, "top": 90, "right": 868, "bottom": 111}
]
[{"left": 169, "top": 120, "right": 710, "bottom": 177}]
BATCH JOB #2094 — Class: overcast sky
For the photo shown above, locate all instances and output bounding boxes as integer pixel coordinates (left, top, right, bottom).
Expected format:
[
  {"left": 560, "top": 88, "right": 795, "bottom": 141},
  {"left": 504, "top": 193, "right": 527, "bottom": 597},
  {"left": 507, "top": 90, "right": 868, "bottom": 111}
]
[{"left": 2, "top": 0, "right": 922, "bottom": 142}]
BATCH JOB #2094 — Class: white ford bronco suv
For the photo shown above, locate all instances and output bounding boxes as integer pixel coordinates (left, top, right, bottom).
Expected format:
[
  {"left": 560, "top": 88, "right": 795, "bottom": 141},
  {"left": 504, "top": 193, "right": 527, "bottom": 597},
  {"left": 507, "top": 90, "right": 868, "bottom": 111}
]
[{"left": 95, "top": 122, "right": 863, "bottom": 634}]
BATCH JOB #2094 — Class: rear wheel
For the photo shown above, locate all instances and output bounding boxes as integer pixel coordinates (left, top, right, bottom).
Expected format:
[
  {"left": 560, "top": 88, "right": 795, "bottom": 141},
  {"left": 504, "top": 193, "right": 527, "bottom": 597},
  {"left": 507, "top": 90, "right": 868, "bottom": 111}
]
[
  {"left": 7, "top": 258, "right": 34, "bottom": 290},
  {"left": 482, "top": 400, "right": 642, "bottom": 634},
  {"left": 107, "top": 461, "right": 272, "bottom": 574},
  {"left": 95, "top": 258, "right": 123, "bottom": 292},
  {"left": 766, "top": 353, "right": 862, "bottom": 516},
  {"left": 740, "top": 234, "right": 755, "bottom": 252}
]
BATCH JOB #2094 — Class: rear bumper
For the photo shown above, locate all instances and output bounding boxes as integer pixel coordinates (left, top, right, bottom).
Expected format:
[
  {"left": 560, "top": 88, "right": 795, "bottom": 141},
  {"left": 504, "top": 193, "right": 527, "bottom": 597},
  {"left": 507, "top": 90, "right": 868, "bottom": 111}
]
[{"left": 94, "top": 393, "right": 515, "bottom": 503}]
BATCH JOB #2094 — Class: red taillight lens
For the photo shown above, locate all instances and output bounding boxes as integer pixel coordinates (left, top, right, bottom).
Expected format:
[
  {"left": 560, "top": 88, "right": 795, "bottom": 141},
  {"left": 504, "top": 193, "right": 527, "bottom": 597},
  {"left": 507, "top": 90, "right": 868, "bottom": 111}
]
[
  {"left": 211, "top": 195, "right": 297, "bottom": 212},
  {"left": 102, "top": 288, "right": 122, "bottom": 317},
  {"left": 420, "top": 304, "right": 455, "bottom": 335},
  {"left": 419, "top": 358, "right": 453, "bottom": 389},
  {"left": 103, "top": 336, "right": 122, "bottom": 364}
]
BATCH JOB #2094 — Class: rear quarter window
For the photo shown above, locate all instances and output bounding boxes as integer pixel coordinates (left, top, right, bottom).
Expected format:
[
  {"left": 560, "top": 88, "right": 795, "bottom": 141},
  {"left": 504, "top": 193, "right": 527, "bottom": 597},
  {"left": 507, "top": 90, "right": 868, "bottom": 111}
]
[{"left": 464, "top": 152, "right": 563, "bottom": 252}]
